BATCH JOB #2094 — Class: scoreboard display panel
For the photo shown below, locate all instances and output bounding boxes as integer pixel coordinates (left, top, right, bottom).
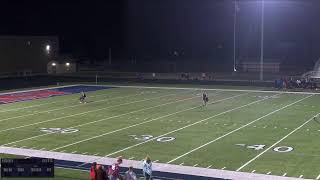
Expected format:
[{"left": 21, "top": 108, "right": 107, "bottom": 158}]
[{"left": 0, "top": 158, "right": 54, "bottom": 177}]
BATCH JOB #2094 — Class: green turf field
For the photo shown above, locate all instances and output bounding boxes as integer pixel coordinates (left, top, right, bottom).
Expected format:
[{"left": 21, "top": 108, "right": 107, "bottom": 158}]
[{"left": 0, "top": 84, "right": 319, "bottom": 179}]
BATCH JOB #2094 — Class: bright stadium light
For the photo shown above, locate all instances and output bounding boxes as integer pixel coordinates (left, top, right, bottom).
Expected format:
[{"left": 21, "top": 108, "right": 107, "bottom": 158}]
[
  {"left": 51, "top": 62, "right": 56, "bottom": 66},
  {"left": 66, "top": 62, "right": 70, "bottom": 67},
  {"left": 46, "top": 45, "right": 51, "bottom": 53}
]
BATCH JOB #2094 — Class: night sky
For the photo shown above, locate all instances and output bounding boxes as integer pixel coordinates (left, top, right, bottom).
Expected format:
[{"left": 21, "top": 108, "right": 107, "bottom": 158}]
[{"left": 1, "top": 0, "right": 320, "bottom": 69}]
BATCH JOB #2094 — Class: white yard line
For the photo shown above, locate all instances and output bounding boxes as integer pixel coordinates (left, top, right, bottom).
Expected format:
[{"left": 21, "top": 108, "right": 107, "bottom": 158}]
[
  {"left": 3, "top": 91, "right": 208, "bottom": 146},
  {"left": 251, "top": 170, "right": 256, "bottom": 173},
  {"left": 0, "top": 93, "right": 177, "bottom": 133},
  {"left": 50, "top": 93, "right": 245, "bottom": 152},
  {"left": 166, "top": 95, "right": 312, "bottom": 164},
  {"left": 282, "top": 173, "right": 287, "bottom": 177},
  {"left": 207, "top": 165, "right": 212, "bottom": 168},
  {"left": 94, "top": 84, "right": 320, "bottom": 95},
  {"left": 298, "top": 175, "right": 303, "bottom": 178},
  {"left": 87, "top": 93, "right": 278, "bottom": 165},
  {"left": 0, "top": 90, "right": 121, "bottom": 113},
  {"left": 316, "top": 174, "right": 320, "bottom": 180},
  {"left": 0, "top": 92, "right": 146, "bottom": 123},
  {"left": 267, "top": 172, "right": 272, "bottom": 175},
  {"left": 236, "top": 111, "right": 319, "bottom": 171}
]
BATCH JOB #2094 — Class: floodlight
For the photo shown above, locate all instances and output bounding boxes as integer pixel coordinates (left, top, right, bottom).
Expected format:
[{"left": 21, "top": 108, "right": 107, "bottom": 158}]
[
  {"left": 52, "top": 62, "right": 56, "bottom": 66},
  {"left": 66, "top": 62, "right": 70, "bottom": 66}
]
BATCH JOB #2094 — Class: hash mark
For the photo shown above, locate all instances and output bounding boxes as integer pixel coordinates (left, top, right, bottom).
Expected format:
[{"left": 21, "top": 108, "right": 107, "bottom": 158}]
[
  {"left": 282, "top": 173, "right": 287, "bottom": 176},
  {"left": 251, "top": 170, "right": 256, "bottom": 173},
  {"left": 193, "top": 164, "right": 198, "bottom": 167},
  {"left": 267, "top": 171, "right": 271, "bottom": 175},
  {"left": 207, "top": 165, "right": 212, "bottom": 168},
  {"left": 222, "top": 167, "right": 226, "bottom": 170},
  {"left": 128, "top": 157, "right": 135, "bottom": 160},
  {"left": 299, "top": 175, "right": 303, "bottom": 178},
  {"left": 316, "top": 174, "right": 320, "bottom": 179},
  {"left": 71, "top": 151, "right": 77, "bottom": 154},
  {"left": 179, "top": 162, "right": 184, "bottom": 166},
  {"left": 82, "top": 152, "right": 88, "bottom": 155},
  {"left": 40, "top": 148, "right": 46, "bottom": 150},
  {"left": 93, "top": 153, "right": 99, "bottom": 156},
  {"left": 153, "top": 160, "right": 159, "bottom": 163}
]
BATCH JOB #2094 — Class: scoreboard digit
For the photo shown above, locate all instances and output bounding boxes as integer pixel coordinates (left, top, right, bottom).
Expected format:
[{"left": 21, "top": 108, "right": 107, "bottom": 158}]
[{"left": 1, "top": 158, "right": 54, "bottom": 177}]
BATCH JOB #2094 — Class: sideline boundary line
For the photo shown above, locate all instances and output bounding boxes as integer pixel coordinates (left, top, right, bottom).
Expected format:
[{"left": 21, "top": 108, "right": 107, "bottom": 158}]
[
  {"left": 88, "top": 84, "right": 320, "bottom": 95},
  {"left": 236, "top": 112, "right": 320, "bottom": 171},
  {"left": 0, "top": 147, "right": 301, "bottom": 180}
]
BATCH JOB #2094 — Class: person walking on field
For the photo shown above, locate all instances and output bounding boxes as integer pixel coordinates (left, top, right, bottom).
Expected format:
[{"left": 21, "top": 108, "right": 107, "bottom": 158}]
[{"left": 142, "top": 156, "right": 152, "bottom": 180}]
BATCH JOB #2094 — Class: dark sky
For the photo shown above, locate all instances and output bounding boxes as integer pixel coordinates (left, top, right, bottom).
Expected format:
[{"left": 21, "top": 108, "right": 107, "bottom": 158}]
[{"left": 1, "top": 0, "right": 320, "bottom": 69}]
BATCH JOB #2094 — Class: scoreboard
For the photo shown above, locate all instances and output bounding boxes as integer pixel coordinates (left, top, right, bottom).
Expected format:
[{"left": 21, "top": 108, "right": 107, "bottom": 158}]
[{"left": 0, "top": 158, "right": 54, "bottom": 178}]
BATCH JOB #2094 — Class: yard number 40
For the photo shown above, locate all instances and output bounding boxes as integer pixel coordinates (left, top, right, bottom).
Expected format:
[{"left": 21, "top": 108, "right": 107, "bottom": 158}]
[{"left": 237, "top": 144, "right": 294, "bottom": 153}]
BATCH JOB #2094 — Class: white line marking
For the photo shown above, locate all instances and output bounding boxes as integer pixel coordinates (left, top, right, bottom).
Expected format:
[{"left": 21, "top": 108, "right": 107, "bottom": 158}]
[
  {"left": 60, "top": 150, "right": 66, "bottom": 153},
  {"left": 40, "top": 148, "right": 46, "bottom": 150},
  {"left": 4, "top": 93, "right": 203, "bottom": 147},
  {"left": 267, "top": 171, "right": 271, "bottom": 175},
  {"left": 46, "top": 93, "right": 243, "bottom": 152},
  {"left": 316, "top": 174, "right": 320, "bottom": 179},
  {"left": 167, "top": 95, "right": 312, "bottom": 164},
  {"left": 237, "top": 111, "right": 318, "bottom": 171},
  {"left": 179, "top": 162, "right": 184, "bottom": 165},
  {"left": 0, "top": 92, "right": 144, "bottom": 123},
  {"left": 299, "top": 175, "right": 303, "bottom": 178},
  {"left": 251, "top": 170, "right": 256, "bottom": 173},
  {"left": 103, "top": 94, "right": 270, "bottom": 160},
  {"left": 20, "top": 146, "right": 26, "bottom": 148},
  {"left": 282, "top": 173, "right": 287, "bottom": 176},
  {"left": 0, "top": 93, "right": 178, "bottom": 133},
  {"left": 93, "top": 84, "right": 320, "bottom": 95},
  {"left": 93, "top": 153, "right": 99, "bottom": 156},
  {"left": 207, "top": 165, "right": 212, "bottom": 168},
  {"left": 71, "top": 151, "right": 77, "bottom": 154},
  {"left": 222, "top": 167, "right": 226, "bottom": 170},
  {"left": 153, "top": 160, "right": 159, "bottom": 163},
  {"left": 128, "top": 157, "right": 135, "bottom": 160},
  {"left": 82, "top": 152, "right": 88, "bottom": 155},
  {"left": 193, "top": 164, "right": 198, "bottom": 167}
]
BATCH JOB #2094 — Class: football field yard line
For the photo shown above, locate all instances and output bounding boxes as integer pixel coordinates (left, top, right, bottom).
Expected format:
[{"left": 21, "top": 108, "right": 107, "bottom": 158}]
[
  {"left": 96, "top": 84, "right": 320, "bottom": 95},
  {"left": 0, "top": 92, "right": 178, "bottom": 133},
  {"left": 166, "top": 95, "right": 313, "bottom": 164},
  {"left": 0, "top": 89, "right": 124, "bottom": 113},
  {"left": 3, "top": 90, "right": 211, "bottom": 146},
  {"left": 236, "top": 111, "right": 319, "bottom": 172},
  {"left": 84, "top": 93, "right": 279, "bottom": 165},
  {"left": 49, "top": 92, "right": 242, "bottom": 152},
  {"left": 0, "top": 91, "right": 147, "bottom": 123},
  {"left": 0, "top": 88, "right": 136, "bottom": 113}
]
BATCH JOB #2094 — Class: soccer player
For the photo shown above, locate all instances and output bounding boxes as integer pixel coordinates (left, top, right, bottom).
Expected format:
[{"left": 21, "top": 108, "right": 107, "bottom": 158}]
[
  {"left": 79, "top": 91, "right": 87, "bottom": 103},
  {"left": 202, "top": 92, "right": 209, "bottom": 106}
]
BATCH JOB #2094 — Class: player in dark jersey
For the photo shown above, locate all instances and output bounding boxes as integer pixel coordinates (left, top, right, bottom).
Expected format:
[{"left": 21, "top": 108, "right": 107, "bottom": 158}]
[
  {"left": 80, "top": 91, "right": 87, "bottom": 103},
  {"left": 202, "top": 92, "right": 208, "bottom": 106}
]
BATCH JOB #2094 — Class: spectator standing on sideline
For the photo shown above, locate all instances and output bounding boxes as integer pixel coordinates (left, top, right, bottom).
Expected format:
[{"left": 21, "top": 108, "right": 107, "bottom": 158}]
[
  {"left": 142, "top": 156, "right": 152, "bottom": 180},
  {"left": 90, "top": 162, "right": 97, "bottom": 180},
  {"left": 124, "top": 166, "right": 137, "bottom": 180},
  {"left": 96, "top": 164, "right": 107, "bottom": 180},
  {"left": 108, "top": 156, "right": 123, "bottom": 180}
]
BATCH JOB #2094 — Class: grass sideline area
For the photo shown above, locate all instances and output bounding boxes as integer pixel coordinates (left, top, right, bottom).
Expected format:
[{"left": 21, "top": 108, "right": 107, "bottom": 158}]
[{"left": 0, "top": 84, "right": 319, "bottom": 179}]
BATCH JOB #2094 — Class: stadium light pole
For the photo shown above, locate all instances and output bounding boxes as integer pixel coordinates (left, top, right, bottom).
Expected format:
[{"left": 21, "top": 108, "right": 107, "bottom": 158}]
[
  {"left": 233, "top": 0, "right": 239, "bottom": 72},
  {"left": 259, "top": 0, "right": 265, "bottom": 81}
]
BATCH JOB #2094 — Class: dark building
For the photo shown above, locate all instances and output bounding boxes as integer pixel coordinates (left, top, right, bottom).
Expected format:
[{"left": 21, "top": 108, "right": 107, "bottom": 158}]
[{"left": 0, "top": 36, "right": 59, "bottom": 75}]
